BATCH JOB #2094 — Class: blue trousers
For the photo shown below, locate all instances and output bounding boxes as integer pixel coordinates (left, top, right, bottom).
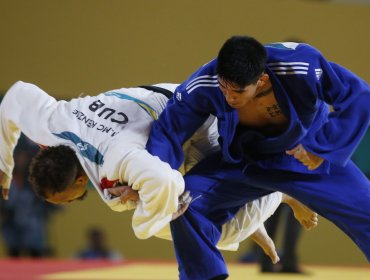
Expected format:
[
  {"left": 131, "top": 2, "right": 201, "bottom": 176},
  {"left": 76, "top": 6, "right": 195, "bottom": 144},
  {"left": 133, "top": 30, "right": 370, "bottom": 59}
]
[{"left": 170, "top": 152, "right": 370, "bottom": 280}]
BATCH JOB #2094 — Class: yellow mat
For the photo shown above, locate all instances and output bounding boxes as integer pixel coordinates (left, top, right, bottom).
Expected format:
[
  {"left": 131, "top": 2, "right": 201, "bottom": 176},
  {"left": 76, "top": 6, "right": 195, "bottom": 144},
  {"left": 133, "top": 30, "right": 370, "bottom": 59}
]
[{"left": 43, "top": 262, "right": 370, "bottom": 280}]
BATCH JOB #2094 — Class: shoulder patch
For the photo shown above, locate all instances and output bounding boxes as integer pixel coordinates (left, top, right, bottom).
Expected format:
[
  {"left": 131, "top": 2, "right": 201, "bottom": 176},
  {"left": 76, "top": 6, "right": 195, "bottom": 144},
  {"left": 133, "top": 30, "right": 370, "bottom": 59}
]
[
  {"left": 315, "top": 68, "right": 323, "bottom": 80},
  {"left": 176, "top": 90, "right": 182, "bottom": 101}
]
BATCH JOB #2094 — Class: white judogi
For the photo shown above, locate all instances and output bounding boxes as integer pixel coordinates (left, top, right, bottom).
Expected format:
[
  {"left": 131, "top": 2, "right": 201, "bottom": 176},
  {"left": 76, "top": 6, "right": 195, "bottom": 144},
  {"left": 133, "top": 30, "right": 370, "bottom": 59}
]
[{"left": 0, "top": 81, "right": 281, "bottom": 249}]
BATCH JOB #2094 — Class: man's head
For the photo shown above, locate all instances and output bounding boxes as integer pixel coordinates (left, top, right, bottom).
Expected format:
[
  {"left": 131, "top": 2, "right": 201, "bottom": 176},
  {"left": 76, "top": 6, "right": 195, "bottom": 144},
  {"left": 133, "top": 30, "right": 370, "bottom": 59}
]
[
  {"left": 217, "top": 35, "right": 268, "bottom": 108},
  {"left": 29, "top": 145, "right": 89, "bottom": 204}
]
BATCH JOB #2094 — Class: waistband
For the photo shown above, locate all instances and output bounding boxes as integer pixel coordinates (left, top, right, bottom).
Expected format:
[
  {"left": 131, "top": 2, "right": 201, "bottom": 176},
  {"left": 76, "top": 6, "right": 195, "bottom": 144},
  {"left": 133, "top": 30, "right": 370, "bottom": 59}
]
[{"left": 138, "top": 85, "right": 174, "bottom": 99}]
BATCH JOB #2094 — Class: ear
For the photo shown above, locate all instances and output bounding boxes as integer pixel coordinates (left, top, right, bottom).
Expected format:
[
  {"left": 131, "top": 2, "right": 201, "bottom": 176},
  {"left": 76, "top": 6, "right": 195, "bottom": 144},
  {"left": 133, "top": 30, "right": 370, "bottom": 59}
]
[
  {"left": 76, "top": 175, "right": 88, "bottom": 184},
  {"left": 257, "top": 73, "right": 270, "bottom": 87}
]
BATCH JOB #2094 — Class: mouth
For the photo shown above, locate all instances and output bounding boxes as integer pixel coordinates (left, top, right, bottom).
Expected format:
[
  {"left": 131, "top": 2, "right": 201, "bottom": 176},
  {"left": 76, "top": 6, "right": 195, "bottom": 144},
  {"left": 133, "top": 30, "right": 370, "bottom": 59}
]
[{"left": 227, "top": 102, "right": 240, "bottom": 107}]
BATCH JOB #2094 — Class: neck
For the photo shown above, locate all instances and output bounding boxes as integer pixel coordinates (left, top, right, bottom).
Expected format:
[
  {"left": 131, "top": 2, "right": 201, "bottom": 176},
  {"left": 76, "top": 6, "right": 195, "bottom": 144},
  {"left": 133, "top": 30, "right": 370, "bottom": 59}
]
[{"left": 255, "top": 85, "right": 273, "bottom": 99}]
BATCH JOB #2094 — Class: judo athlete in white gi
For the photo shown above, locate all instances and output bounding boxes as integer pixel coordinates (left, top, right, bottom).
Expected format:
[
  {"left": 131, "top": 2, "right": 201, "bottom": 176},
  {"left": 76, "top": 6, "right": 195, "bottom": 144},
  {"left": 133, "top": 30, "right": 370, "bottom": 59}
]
[
  {"left": 0, "top": 81, "right": 317, "bottom": 264},
  {"left": 147, "top": 36, "right": 370, "bottom": 279}
]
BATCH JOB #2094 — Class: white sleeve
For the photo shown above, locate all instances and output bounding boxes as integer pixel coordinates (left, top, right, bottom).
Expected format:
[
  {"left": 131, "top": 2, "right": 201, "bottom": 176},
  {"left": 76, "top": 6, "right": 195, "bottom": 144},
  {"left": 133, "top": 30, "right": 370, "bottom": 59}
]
[
  {"left": 0, "top": 81, "right": 58, "bottom": 189},
  {"left": 217, "top": 192, "right": 282, "bottom": 251},
  {"left": 104, "top": 146, "right": 185, "bottom": 239}
]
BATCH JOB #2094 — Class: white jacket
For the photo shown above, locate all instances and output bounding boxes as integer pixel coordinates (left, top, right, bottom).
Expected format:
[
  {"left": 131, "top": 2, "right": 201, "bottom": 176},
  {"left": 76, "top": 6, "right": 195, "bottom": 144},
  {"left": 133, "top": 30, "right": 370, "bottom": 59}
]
[{"left": 0, "top": 81, "right": 281, "bottom": 248}]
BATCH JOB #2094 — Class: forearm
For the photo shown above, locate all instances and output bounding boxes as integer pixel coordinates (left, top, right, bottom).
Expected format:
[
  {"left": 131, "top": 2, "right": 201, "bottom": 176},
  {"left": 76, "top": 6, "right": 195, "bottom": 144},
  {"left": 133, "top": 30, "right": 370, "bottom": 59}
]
[
  {"left": 108, "top": 148, "right": 185, "bottom": 239},
  {"left": 305, "top": 62, "right": 370, "bottom": 166},
  {"left": 147, "top": 96, "right": 209, "bottom": 169},
  {"left": 0, "top": 81, "right": 58, "bottom": 188},
  {"left": 217, "top": 192, "right": 282, "bottom": 251}
]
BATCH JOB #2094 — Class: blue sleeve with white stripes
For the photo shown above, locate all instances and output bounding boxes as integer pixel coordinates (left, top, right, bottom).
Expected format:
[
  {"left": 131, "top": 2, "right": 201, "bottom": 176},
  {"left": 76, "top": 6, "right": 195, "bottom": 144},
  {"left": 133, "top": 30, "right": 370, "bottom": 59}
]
[
  {"left": 304, "top": 57, "right": 370, "bottom": 166},
  {"left": 147, "top": 61, "right": 218, "bottom": 169}
]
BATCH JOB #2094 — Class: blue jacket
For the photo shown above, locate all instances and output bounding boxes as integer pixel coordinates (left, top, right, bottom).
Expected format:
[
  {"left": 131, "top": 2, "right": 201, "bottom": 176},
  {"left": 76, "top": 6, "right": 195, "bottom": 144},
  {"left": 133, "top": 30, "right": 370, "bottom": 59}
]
[{"left": 147, "top": 43, "right": 370, "bottom": 174}]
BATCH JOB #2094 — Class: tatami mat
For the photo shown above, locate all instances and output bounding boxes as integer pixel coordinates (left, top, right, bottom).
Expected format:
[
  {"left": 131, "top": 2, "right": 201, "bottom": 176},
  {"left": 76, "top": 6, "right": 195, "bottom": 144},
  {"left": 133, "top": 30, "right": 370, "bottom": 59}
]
[{"left": 0, "top": 259, "right": 368, "bottom": 280}]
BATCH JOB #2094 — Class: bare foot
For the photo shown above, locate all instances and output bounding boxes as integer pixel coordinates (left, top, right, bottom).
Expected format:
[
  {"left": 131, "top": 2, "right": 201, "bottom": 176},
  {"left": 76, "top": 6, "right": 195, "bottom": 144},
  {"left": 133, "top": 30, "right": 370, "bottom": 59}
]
[
  {"left": 282, "top": 194, "right": 318, "bottom": 230},
  {"left": 250, "top": 225, "right": 280, "bottom": 264}
]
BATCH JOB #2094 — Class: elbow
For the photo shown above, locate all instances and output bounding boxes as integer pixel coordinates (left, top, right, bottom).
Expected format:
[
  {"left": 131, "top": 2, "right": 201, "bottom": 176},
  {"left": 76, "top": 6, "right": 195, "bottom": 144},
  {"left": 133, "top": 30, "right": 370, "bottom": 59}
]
[
  {"left": 153, "top": 169, "right": 185, "bottom": 195},
  {"left": 134, "top": 231, "right": 151, "bottom": 240}
]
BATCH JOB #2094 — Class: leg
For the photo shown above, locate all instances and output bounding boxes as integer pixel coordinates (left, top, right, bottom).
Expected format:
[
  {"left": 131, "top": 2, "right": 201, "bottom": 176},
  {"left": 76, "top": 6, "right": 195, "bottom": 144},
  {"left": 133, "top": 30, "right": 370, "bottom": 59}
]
[
  {"left": 245, "top": 160, "right": 370, "bottom": 261},
  {"left": 281, "top": 194, "right": 318, "bottom": 230},
  {"left": 171, "top": 209, "right": 228, "bottom": 280},
  {"left": 250, "top": 224, "right": 280, "bottom": 265},
  {"left": 259, "top": 207, "right": 282, "bottom": 272},
  {"left": 171, "top": 153, "right": 273, "bottom": 280},
  {"left": 219, "top": 192, "right": 282, "bottom": 263}
]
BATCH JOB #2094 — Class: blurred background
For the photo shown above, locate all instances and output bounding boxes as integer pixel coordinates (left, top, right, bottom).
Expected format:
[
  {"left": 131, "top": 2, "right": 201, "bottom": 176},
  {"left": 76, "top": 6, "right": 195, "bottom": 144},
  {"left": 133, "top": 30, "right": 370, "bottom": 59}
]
[{"left": 0, "top": 0, "right": 369, "bottom": 269}]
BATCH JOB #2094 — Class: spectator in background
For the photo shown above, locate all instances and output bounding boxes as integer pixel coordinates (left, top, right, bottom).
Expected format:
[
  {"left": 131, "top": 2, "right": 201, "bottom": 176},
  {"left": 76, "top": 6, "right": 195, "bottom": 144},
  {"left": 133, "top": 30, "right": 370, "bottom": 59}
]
[
  {"left": 75, "top": 226, "right": 122, "bottom": 261},
  {"left": 0, "top": 135, "right": 60, "bottom": 258}
]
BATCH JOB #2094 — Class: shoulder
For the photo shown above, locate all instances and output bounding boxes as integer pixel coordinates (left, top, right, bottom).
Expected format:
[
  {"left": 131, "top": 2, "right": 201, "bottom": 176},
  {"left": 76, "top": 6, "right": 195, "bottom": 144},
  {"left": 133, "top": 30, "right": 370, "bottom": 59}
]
[
  {"left": 266, "top": 42, "right": 323, "bottom": 65},
  {"left": 265, "top": 43, "right": 324, "bottom": 82},
  {"left": 174, "top": 59, "right": 222, "bottom": 110},
  {"left": 265, "top": 42, "right": 321, "bottom": 56},
  {"left": 177, "top": 59, "right": 219, "bottom": 95}
]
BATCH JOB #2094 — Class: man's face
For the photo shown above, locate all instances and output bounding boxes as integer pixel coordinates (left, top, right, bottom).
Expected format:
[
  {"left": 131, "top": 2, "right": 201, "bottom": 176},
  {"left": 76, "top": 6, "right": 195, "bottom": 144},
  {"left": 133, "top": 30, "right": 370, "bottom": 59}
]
[
  {"left": 45, "top": 175, "right": 89, "bottom": 204},
  {"left": 218, "top": 78, "right": 259, "bottom": 109}
]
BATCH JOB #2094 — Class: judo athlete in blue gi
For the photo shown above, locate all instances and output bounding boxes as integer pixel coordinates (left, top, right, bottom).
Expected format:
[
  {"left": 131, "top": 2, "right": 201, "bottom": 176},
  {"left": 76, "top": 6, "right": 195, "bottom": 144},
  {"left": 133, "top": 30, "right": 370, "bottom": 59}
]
[{"left": 147, "top": 36, "right": 370, "bottom": 280}]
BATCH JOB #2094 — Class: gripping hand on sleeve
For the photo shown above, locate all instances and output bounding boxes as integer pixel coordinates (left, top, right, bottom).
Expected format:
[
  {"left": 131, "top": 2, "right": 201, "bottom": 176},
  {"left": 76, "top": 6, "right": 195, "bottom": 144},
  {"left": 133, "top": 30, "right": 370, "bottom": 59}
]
[
  {"left": 106, "top": 185, "right": 139, "bottom": 204},
  {"left": 286, "top": 144, "right": 324, "bottom": 170},
  {"left": 172, "top": 191, "right": 192, "bottom": 220}
]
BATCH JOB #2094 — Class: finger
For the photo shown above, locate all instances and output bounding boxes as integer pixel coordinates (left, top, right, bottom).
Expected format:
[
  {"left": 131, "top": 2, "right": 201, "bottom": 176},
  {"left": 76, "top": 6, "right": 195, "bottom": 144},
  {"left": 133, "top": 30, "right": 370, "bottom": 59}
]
[
  {"left": 178, "top": 201, "right": 190, "bottom": 215},
  {"left": 182, "top": 191, "right": 191, "bottom": 202},
  {"left": 125, "top": 191, "right": 139, "bottom": 202},
  {"left": 286, "top": 144, "right": 304, "bottom": 155},
  {"left": 2, "top": 188, "right": 9, "bottom": 200},
  {"left": 286, "top": 145, "right": 300, "bottom": 155},
  {"left": 121, "top": 187, "right": 140, "bottom": 203},
  {"left": 107, "top": 187, "right": 124, "bottom": 196},
  {"left": 184, "top": 194, "right": 192, "bottom": 204},
  {"left": 129, "top": 191, "right": 140, "bottom": 202},
  {"left": 120, "top": 188, "right": 131, "bottom": 203},
  {"left": 293, "top": 152, "right": 307, "bottom": 161},
  {"left": 172, "top": 199, "right": 191, "bottom": 220}
]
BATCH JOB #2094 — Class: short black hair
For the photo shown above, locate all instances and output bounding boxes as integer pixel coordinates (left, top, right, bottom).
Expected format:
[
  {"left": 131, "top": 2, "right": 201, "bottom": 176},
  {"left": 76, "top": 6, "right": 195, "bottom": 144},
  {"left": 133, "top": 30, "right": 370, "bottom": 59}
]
[
  {"left": 217, "top": 35, "right": 267, "bottom": 88},
  {"left": 29, "top": 145, "right": 80, "bottom": 199}
]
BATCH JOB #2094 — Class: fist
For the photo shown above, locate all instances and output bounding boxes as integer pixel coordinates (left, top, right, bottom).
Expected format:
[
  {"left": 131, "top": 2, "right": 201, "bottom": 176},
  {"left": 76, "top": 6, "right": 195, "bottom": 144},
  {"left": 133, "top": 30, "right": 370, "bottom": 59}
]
[{"left": 106, "top": 185, "right": 139, "bottom": 204}]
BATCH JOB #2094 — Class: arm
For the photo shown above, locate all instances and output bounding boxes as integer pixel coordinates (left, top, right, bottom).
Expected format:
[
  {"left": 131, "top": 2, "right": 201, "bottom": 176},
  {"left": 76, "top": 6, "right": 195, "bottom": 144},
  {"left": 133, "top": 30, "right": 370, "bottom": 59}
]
[
  {"left": 304, "top": 58, "right": 370, "bottom": 166},
  {"left": 104, "top": 146, "right": 185, "bottom": 239},
  {"left": 0, "top": 81, "right": 58, "bottom": 192},
  {"left": 147, "top": 63, "right": 217, "bottom": 169},
  {"left": 217, "top": 192, "right": 282, "bottom": 251}
]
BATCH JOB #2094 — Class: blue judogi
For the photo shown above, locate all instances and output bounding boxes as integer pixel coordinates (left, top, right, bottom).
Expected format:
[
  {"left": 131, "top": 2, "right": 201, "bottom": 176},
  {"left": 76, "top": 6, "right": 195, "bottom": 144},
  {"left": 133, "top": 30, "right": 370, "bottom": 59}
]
[{"left": 147, "top": 43, "right": 370, "bottom": 280}]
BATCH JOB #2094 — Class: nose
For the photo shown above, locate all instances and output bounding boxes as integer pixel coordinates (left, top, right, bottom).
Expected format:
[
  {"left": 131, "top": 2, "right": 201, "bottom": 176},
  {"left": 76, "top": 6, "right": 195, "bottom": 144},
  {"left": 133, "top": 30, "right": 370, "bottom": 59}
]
[{"left": 223, "top": 90, "right": 237, "bottom": 102}]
